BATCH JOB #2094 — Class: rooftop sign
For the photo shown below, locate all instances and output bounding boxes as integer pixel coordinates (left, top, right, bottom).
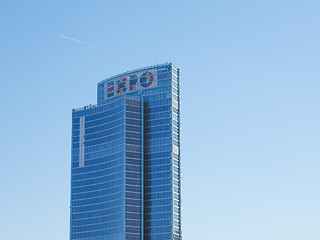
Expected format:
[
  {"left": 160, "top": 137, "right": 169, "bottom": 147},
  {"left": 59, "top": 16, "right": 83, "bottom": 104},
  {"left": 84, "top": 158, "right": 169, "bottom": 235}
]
[{"left": 102, "top": 68, "right": 158, "bottom": 100}]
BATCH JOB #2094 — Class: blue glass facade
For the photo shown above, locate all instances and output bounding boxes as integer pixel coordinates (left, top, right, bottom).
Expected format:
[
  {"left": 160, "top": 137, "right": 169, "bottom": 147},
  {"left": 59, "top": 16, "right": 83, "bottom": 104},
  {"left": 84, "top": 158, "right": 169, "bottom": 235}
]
[{"left": 71, "top": 63, "right": 181, "bottom": 240}]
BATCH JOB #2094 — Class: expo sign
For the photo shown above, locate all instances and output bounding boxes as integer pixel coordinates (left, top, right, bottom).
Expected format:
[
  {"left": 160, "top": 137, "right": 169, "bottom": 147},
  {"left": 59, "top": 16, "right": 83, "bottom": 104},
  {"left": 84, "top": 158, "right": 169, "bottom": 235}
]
[{"left": 104, "top": 69, "right": 157, "bottom": 99}]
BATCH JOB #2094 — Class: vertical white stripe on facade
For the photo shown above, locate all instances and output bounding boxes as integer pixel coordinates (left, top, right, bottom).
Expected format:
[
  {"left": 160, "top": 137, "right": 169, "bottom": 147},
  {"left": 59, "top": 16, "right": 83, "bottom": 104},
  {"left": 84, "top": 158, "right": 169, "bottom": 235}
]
[{"left": 79, "top": 116, "right": 85, "bottom": 167}]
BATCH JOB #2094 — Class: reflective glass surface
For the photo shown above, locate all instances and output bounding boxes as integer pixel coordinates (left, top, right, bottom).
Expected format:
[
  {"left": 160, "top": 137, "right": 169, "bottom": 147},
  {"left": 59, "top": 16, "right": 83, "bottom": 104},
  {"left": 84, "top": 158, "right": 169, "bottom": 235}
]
[{"left": 71, "top": 63, "right": 181, "bottom": 240}]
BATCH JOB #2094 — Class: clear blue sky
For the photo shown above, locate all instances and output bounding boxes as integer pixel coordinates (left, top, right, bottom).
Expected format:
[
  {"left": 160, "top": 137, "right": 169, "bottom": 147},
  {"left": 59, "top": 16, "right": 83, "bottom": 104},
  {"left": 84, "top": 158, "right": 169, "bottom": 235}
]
[{"left": 0, "top": 1, "right": 319, "bottom": 239}]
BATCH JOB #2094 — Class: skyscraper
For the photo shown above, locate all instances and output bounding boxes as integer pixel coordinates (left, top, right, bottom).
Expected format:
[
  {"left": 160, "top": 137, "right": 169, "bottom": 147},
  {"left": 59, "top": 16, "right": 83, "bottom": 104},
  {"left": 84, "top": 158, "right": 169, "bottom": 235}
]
[{"left": 70, "top": 63, "right": 181, "bottom": 240}]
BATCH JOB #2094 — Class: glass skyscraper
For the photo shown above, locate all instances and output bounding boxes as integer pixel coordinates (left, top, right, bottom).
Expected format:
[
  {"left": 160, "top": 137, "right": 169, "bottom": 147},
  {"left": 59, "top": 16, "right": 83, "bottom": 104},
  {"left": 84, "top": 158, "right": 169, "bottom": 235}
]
[{"left": 70, "top": 63, "right": 181, "bottom": 240}]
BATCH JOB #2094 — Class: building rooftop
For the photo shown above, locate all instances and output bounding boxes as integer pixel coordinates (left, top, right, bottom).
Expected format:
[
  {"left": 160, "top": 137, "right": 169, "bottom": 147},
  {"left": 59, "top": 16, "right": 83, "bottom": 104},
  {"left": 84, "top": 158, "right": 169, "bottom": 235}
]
[
  {"left": 72, "top": 62, "right": 177, "bottom": 112},
  {"left": 97, "top": 62, "right": 173, "bottom": 86}
]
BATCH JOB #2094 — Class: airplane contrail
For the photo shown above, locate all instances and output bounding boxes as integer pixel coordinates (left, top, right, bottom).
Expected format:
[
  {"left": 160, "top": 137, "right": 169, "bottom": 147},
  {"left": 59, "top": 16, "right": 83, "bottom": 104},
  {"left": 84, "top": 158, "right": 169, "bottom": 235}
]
[{"left": 60, "top": 34, "right": 95, "bottom": 47}]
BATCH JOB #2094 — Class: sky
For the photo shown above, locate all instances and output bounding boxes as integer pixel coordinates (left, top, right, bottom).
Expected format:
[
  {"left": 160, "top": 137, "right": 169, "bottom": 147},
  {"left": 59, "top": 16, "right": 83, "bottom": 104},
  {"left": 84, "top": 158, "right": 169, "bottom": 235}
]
[{"left": 0, "top": 0, "right": 319, "bottom": 239}]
